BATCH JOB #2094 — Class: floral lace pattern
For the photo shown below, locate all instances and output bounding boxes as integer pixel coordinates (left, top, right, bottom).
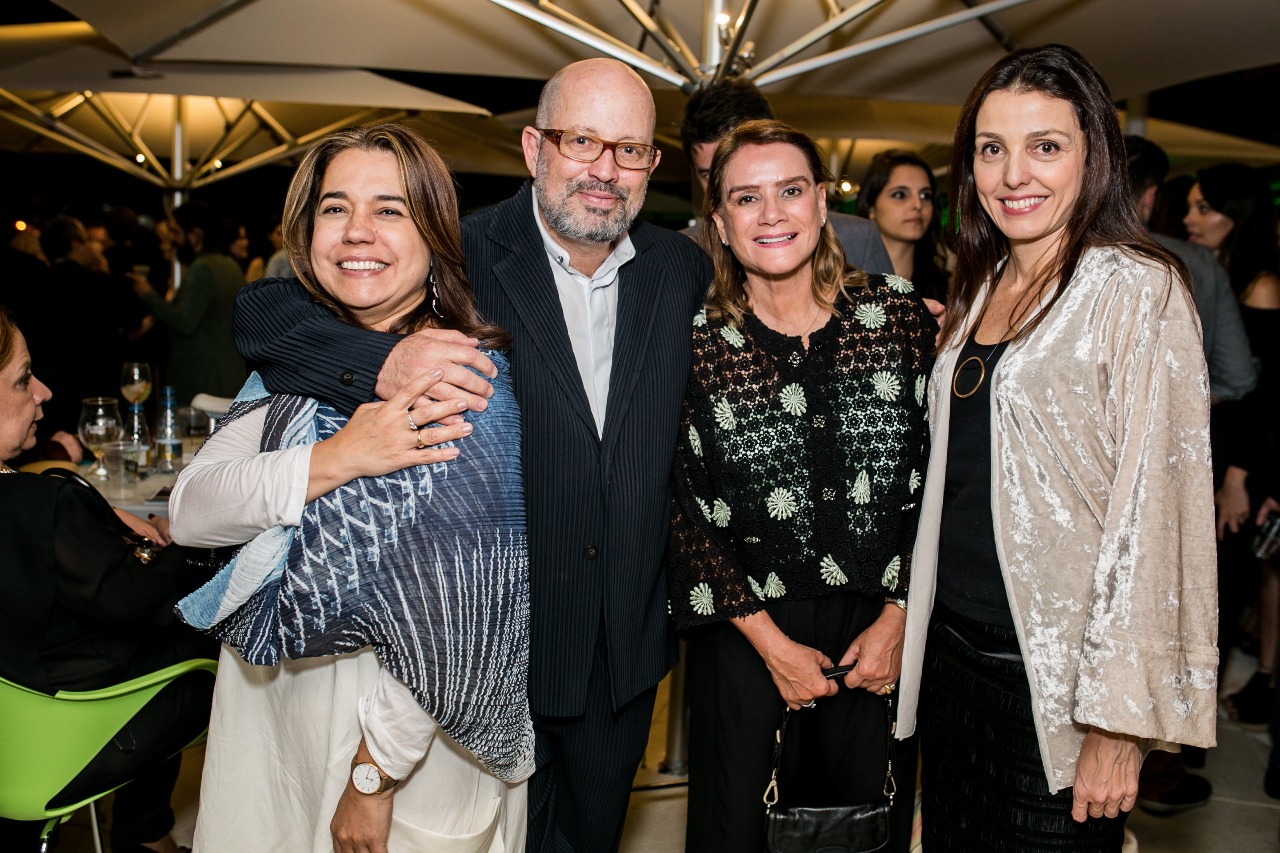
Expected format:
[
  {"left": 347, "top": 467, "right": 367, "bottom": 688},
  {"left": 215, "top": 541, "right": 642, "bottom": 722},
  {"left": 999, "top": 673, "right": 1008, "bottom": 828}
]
[{"left": 667, "top": 274, "right": 933, "bottom": 628}]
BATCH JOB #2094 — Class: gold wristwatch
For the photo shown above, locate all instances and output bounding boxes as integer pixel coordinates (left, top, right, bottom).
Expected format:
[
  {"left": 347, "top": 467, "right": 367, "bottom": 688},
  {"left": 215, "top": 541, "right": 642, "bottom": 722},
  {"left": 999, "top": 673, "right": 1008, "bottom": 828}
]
[{"left": 350, "top": 757, "right": 399, "bottom": 795}]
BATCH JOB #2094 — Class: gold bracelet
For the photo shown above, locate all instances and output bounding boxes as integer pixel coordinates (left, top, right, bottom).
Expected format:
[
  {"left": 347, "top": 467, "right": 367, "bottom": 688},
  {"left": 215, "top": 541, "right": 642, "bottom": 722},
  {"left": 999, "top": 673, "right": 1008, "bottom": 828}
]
[{"left": 884, "top": 596, "right": 908, "bottom": 614}]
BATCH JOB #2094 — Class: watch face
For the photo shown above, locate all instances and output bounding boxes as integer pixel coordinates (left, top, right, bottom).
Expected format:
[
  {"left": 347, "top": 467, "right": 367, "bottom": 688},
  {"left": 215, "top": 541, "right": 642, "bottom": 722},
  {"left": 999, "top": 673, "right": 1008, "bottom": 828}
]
[{"left": 352, "top": 762, "right": 383, "bottom": 794}]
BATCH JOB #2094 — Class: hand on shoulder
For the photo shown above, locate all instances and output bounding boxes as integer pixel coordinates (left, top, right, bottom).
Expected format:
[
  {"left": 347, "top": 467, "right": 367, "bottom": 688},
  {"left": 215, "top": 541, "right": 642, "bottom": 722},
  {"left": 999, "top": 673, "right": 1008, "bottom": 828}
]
[{"left": 377, "top": 328, "right": 496, "bottom": 412}]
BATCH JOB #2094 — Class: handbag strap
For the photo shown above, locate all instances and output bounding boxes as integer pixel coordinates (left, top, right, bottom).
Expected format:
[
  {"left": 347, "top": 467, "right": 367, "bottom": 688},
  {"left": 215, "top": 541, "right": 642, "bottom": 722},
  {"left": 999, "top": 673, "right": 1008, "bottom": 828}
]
[{"left": 762, "top": 694, "right": 897, "bottom": 814}]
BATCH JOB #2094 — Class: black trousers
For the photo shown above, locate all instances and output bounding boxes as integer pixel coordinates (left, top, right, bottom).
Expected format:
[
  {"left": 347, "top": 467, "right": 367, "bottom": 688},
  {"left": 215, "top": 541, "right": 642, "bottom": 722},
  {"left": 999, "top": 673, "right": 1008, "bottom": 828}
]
[
  {"left": 0, "top": 631, "right": 214, "bottom": 851},
  {"left": 526, "top": 637, "right": 659, "bottom": 853},
  {"left": 685, "top": 593, "right": 915, "bottom": 853},
  {"left": 919, "top": 605, "right": 1128, "bottom": 852}
]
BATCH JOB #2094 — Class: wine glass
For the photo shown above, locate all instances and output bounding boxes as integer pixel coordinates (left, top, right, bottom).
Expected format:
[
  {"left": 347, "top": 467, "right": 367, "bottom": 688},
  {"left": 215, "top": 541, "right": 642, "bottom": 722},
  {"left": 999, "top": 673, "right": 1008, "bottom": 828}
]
[
  {"left": 120, "top": 362, "right": 153, "bottom": 404},
  {"left": 78, "top": 397, "right": 123, "bottom": 480}
]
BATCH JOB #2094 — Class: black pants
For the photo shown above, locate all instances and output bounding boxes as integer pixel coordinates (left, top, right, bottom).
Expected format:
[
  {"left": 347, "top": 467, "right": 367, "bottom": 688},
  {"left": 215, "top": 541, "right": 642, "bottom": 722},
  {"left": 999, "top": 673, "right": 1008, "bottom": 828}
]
[
  {"left": 685, "top": 593, "right": 915, "bottom": 853},
  {"left": 526, "top": 638, "right": 659, "bottom": 853},
  {"left": 0, "top": 632, "right": 214, "bottom": 851},
  {"left": 920, "top": 605, "right": 1127, "bottom": 852}
]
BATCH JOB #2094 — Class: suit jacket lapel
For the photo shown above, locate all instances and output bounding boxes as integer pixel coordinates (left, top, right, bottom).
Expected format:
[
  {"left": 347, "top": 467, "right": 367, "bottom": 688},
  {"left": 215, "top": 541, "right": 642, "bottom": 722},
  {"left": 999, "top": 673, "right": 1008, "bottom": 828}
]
[
  {"left": 601, "top": 221, "right": 663, "bottom": 454},
  {"left": 488, "top": 185, "right": 598, "bottom": 437}
]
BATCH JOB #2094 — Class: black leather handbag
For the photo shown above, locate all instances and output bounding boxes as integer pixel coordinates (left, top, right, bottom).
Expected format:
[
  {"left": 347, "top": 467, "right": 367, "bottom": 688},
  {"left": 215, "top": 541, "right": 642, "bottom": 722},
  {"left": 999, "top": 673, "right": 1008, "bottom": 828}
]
[
  {"left": 41, "top": 467, "right": 236, "bottom": 584},
  {"left": 763, "top": 695, "right": 897, "bottom": 853}
]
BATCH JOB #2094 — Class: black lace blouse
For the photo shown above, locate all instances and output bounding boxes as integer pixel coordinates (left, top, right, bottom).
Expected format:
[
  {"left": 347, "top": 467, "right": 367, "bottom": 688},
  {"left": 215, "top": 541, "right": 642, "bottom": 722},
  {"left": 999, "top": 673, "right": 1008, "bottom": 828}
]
[{"left": 667, "top": 273, "right": 934, "bottom": 630}]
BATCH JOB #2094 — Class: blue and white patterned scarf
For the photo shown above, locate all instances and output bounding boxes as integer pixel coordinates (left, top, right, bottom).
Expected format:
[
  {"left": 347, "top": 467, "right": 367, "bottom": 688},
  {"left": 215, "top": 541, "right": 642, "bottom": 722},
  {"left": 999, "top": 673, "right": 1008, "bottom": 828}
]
[{"left": 177, "top": 354, "right": 533, "bottom": 782}]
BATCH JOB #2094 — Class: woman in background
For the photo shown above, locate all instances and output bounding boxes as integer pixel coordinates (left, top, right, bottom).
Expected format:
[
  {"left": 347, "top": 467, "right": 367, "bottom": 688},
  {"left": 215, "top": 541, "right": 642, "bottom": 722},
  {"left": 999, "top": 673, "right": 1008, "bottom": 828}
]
[
  {"left": 855, "top": 149, "right": 950, "bottom": 302},
  {"left": 0, "top": 307, "right": 214, "bottom": 853},
  {"left": 1184, "top": 162, "right": 1280, "bottom": 725}
]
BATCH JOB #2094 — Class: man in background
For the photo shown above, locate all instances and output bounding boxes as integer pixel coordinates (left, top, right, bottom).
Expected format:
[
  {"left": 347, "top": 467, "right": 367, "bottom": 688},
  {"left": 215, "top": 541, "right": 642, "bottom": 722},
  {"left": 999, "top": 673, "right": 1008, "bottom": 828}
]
[
  {"left": 35, "top": 216, "right": 134, "bottom": 452},
  {"left": 1126, "top": 135, "right": 1256, "bottom": 405},
  {"left": 131, "top": 202, "right": 246, "bottom": 405}
]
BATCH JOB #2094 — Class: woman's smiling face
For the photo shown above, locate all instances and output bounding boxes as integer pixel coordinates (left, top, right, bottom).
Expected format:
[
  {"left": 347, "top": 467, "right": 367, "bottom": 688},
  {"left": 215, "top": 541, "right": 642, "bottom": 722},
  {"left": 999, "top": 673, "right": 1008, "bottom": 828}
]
[
  {"left": 972, "top": 89, "right": 1086, "bottom": 255},
  {"left": 712, "top": 142, "right": 826, "bottom": 288},
  {"left": 309, "top": 148, "right": 431, "bottom": 331}
]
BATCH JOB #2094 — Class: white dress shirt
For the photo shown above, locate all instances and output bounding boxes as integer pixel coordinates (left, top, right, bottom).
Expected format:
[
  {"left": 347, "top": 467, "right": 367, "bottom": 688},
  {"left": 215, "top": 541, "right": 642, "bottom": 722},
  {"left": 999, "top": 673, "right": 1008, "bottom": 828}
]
[{"left": 532, "top": 192, "right": 635, "bottom": 436}]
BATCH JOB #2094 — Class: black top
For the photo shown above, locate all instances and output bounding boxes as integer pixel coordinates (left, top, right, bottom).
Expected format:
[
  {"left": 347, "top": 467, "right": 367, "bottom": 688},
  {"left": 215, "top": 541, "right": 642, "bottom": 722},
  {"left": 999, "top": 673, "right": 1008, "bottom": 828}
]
[
  {"left": 1213, "top": 304, "right": 1280, "bottom": 487},
  {"left": 667, "top": 274, "right": 934, "bottom": 629},
  {"left": 0, "top": 472, "right": 206, "bottom": 694},
  {"left": 936, "top": 333, "right": 1015, "bottom": 627}
]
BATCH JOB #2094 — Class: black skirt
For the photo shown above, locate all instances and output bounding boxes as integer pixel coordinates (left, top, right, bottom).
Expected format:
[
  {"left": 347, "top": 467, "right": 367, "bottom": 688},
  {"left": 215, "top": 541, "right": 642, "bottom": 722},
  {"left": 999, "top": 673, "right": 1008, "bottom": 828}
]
[
  {"left": 684, "top": 592, "right": 916, "bottom": 853},
  {"left": 919, "top": 604, "right": 1128, "bottom": 851}
]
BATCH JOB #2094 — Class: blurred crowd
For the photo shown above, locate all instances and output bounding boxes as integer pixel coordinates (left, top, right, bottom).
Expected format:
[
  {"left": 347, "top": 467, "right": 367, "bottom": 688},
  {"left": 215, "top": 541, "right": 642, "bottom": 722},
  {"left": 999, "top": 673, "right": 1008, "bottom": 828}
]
[{"left": 0, "top": 205, "right": 293, "bottom": 464}]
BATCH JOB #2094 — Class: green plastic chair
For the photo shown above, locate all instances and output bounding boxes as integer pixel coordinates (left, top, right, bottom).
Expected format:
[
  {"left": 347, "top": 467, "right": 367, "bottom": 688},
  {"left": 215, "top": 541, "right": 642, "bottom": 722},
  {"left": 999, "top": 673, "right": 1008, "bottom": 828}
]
[{"left": 0, "top": 658, "right": 218, "bottom": 852}]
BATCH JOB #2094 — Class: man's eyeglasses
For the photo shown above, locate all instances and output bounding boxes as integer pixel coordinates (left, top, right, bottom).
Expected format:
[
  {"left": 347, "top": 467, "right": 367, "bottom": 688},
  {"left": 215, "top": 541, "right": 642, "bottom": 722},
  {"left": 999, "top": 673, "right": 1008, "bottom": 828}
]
[{"left": 537, "top": 129, "right": 658, "bottom": 170}]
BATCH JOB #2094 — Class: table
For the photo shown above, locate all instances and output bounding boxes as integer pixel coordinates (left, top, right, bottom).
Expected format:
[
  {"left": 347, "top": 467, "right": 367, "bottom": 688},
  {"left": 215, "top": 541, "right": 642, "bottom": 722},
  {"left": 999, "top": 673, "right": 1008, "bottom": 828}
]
[{"left": 95, "top": 467, "right": 178, "bottom": 519}]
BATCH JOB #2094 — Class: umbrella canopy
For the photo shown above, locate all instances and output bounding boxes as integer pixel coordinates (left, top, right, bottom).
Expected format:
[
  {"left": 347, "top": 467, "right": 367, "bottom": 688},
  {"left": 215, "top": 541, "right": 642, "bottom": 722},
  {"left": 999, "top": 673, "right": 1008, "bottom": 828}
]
[
  {"left": 0, "top": 21, "right": 525, "bottom": 191},
  {"left": 55, "top": 0, "right": 1280, "bottom": 104},
  {"left": 46, "top": 0, "right": 1279, "bottom": 203}
]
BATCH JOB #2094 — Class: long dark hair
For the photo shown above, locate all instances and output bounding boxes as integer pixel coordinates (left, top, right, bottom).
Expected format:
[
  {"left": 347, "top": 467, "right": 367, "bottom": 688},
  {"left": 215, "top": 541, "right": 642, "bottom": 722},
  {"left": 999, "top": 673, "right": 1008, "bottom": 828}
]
[
  {"left": 702, "top": 119, "right": 865, "bottom": 326},
  {"left": 855, "top": 149, "right": 950, "bottom": 301},
  {"left": 282, "top": 123, "right": 509, "bottom": 348},
  {"left": 942, "top": 44, "right": 1185, "bottom": 349},
  {"left": 1195, "top": 163, "right": 1280, "bottom": 296}
]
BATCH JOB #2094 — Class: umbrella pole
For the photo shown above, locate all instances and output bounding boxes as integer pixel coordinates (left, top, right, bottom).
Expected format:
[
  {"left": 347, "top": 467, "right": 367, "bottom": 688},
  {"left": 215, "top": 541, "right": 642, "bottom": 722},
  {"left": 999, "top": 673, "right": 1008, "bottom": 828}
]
[
  {"left": 1126, "top": 94, "right": 1149, "bottom": 137},
  {"left": 701, "top": 0, "right": 726, "bottom": 75},
  {"left": 171, "top": 96, "right": 187, "bottom": 290}
]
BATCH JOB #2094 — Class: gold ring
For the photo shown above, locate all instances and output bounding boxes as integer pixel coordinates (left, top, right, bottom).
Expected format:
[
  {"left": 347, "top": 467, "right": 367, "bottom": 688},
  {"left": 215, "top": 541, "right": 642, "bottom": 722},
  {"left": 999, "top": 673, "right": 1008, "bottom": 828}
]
[
  {"left": 882, "top": 683, "right": 895, "bottom": 695},
  {"left": 416, "top": 431, "right": 426, "bottom": 450},
  {"left": 407, "top": 412, "right": 419, "bottom": 431}
]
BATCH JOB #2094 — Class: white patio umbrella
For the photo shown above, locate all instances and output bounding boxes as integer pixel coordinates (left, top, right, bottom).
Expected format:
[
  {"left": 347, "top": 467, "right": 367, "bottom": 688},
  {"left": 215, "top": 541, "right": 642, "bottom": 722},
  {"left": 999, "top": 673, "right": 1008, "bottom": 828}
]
[
  {"left": 0, "top": 20, "right": 525, "bottom": 205},
  {"left": 53, "top": 0, "right": 1280, "bottom": 106},
  {"left": 48, "top": 0, "right": 1280, "bottom": 208}
]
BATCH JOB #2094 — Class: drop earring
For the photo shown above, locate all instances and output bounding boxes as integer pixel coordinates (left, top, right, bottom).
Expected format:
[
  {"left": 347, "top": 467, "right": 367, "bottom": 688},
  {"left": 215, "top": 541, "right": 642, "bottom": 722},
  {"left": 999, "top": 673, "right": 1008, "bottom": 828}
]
[{"left": 430, "top": 270, "right": 444, "bottom": 318}]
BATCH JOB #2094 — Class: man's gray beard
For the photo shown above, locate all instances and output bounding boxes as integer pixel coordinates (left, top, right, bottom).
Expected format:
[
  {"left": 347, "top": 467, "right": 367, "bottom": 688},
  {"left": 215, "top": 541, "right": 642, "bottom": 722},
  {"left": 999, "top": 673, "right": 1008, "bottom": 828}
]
[{"left": 535, "top": 151, "right": 646, "bottom": 244}]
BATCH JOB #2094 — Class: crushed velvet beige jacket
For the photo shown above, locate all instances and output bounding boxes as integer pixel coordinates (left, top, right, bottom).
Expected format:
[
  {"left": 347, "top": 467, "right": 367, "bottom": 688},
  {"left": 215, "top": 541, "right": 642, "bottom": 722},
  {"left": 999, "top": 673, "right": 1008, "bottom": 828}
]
[{"left": 898, "top": 246, "right": 1219, "bottom": 792}]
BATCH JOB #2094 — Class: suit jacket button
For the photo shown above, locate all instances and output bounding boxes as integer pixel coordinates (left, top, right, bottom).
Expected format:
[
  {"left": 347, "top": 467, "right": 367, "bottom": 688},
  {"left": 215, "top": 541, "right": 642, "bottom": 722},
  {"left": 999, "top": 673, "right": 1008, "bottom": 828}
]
[
  {"left": 339, "top": 370, "right": 356, "bottom": 386},
  {"left": 584, "top": 545, "right": 599, "bottom": 560}
]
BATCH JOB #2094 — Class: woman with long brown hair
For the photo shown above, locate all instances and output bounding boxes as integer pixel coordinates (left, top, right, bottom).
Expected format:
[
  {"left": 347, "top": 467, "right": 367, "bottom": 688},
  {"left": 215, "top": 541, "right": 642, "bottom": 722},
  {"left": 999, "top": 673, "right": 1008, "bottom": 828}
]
[
  {"left": 855, "top": 149, "right": 951, "bottom": 302},
  {"left": 168, "top": 123, "right": 532, "bottom": 852},
  {"left": 895, "top": 45, "right": 1218, "bottom": 850},
  {"left": 1184, "top": 163, "right": 1280, "bottom": 726}
]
